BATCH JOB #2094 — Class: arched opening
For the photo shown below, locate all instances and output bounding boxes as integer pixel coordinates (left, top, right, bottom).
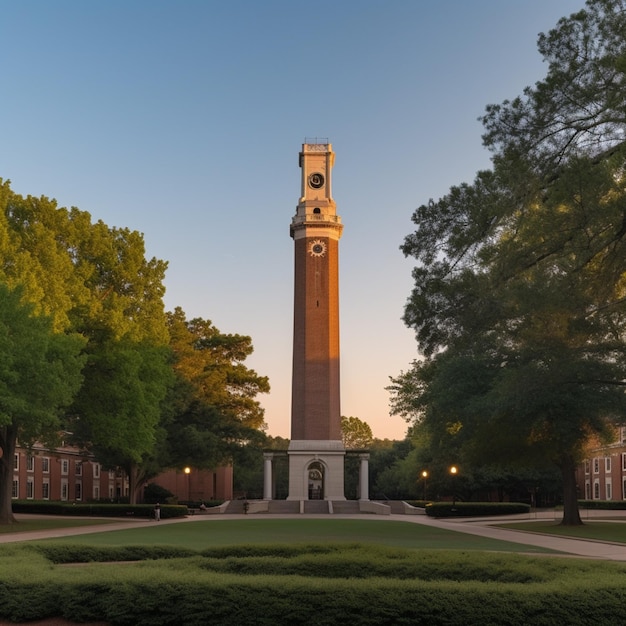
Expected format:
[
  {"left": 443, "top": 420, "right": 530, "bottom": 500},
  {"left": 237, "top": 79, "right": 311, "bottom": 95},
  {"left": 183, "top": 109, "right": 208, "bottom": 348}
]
[
  {"left": 313, "top": 207, "right": 321, "bottom": 214},
  {"left": 307, "top": 461, "right": 324, "bottom": 500}
]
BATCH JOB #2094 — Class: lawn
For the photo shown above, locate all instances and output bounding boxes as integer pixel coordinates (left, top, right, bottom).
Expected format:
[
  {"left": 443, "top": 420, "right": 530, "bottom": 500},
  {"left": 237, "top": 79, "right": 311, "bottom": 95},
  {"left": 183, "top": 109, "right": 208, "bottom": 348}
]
[
  {"left": 3, "top": 518, "right": 626, "bottom": 624},
  {"left": 495, "top": 520, "right": 626, "bottom": 544},
  {"left": 42, "top": 517, "right": 559, "bottom": 553},
  {"left": 0, "top": 517, "right": 116, "bottom": 534}
]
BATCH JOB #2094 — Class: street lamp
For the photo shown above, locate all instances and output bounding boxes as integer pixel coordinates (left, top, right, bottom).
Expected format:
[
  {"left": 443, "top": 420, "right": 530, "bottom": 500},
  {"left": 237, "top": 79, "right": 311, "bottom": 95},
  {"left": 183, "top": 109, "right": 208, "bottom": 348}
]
[
  {"left": 449, "top": 466, "right": 458, "bottom": 508},
  {"left": 420, "top": 470, "right": 428, "bottom": 500},
  {"left": 184, "top": 467, "right": 191, "bottom": 502}
]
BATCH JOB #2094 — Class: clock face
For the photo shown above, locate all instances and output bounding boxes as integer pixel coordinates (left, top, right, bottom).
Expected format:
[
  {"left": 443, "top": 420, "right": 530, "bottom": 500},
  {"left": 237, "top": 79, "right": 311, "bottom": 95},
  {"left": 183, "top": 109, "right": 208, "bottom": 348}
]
[
  {"left": 308, "top": 172, "right": 325, "bottom": 189},
  {"left": 308, "top": 239, "right": 326, "bottom": 257}
]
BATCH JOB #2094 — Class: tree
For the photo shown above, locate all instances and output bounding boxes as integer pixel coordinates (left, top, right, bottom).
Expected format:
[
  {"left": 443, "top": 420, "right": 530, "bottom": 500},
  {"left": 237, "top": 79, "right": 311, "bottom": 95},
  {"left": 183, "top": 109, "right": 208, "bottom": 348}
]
[
  {"left": 149, "top": 308, "right": 270, "bottom": 489},
  {"left": 68, "top": 337, "right": 172, "bottom": 503},
  {"left": 0, "top": 285, "right": 85, "bottom": 523},
  {"left": 397, "top": 0, "right": 626, "bottom": 525},
  {"left": 0, "top": 180, "right": 175, "bottom": 504},
  {"left": 341, "top": 416, "right": 374, "bottom": 449}
]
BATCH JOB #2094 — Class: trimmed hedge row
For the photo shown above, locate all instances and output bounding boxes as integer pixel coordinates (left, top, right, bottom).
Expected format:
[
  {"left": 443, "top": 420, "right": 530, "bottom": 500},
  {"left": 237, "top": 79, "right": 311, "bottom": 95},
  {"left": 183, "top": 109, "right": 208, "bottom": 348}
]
[
  {"left": 11, "top": 500, "right": 187, "bottom": 519},
  {"left": 1, "top": 544, "right": 625, "bottom": 625},
  {"left": 425, "top": 502, "right": 531, "bottom": 517},
  {"left": 579, "top": 500, "right": 626, "bottom": 510}
]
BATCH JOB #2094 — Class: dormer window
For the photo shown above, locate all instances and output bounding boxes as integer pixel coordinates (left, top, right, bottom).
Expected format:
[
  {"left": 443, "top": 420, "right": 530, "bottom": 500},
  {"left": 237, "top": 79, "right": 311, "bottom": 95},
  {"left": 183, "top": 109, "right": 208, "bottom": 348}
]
[{"left": 313, "top": 208, "right": 321, "bottom": 214}]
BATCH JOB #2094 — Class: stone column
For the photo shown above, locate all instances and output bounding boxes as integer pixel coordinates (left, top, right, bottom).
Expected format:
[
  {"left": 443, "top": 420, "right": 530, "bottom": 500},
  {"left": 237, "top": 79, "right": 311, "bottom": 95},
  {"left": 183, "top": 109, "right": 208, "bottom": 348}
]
[
  {"left": 263, "top": 453, "right": 273, "bottom": 500},
  {"left": 359, "top": 453, "right": 370, "bottom": 501}
]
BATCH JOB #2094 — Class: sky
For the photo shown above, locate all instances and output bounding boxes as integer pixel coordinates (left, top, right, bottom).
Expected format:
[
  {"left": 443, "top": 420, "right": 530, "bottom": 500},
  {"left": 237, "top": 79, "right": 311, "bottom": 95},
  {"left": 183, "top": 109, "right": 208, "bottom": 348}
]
[{"left": 1, "top": 0, "right": 584, "bottom": 441}]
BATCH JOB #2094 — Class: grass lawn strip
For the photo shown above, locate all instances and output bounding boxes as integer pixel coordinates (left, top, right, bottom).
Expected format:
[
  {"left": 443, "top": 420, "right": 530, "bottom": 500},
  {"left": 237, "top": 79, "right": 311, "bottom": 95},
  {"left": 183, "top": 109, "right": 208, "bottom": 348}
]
[
  {"left": 0, "top": 518, "right": 117, "bottom": 535},
  {"left": 494, "top": 521, "right": 626, "bottom": 544},
  {"left": 39, "top": 518, "right": 560, "bottom": 553}
]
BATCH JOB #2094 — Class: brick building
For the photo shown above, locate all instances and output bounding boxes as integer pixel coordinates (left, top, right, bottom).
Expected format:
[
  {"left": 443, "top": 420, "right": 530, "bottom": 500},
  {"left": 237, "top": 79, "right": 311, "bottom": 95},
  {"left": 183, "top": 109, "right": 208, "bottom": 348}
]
[
  {"left": 576, "top": 427, "right": 626, "bottom": 501},
  {"left": 13, "top": 440, "right": 233, "bottom": 503}
]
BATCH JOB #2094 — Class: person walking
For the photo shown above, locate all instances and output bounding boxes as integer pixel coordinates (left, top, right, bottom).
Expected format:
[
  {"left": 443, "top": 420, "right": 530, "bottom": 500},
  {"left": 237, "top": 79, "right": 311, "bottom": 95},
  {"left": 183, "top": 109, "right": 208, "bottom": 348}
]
[{"left": 154, "top": 502, "right": 161, "bottom": 522}]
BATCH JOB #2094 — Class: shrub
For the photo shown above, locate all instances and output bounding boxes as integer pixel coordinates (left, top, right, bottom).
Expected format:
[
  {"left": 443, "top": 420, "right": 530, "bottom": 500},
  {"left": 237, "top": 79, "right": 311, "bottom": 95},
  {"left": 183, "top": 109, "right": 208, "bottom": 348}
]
[
  {"left": 0, "top": 544, "right": 625, "bottom": 625},
  {"left": 11, "top": 500, "right": 187, "bottom": 519},
  {"left": 578, "top": 500, "right": 626, "bottom": 510},
  {"left": 425, "top": 502, "right": 530, "bottom": 517},
  {"left": 143, "top": 483, "right": 174, "bottom": 504}
]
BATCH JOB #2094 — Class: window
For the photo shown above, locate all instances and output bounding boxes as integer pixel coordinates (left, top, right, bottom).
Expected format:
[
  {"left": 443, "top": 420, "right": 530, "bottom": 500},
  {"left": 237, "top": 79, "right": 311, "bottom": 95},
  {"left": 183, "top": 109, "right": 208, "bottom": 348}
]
[
  {"left": 26, "top": 455, "right": 35, "bottom": 472},
  {"left": 584, "top": 461, "right": 590, "bottom": 475},
  {"left": 108, "top": 470, "right": 115, "bottom": 480},
  {"left": 606, "top": 457, "right": 612, "bottom": 473},
  {"left": 93, "top": 463, "right": 100, "bottom": 478},
  {"left": 585, "top": 482, "right": 591, "bottom": 500},
  {"left": 13, "top": 454, "right": 19, "bottom": 471},
  {"left": 606, "top": 481, "right": 613, "bottom": 500},
  {"left": 12, "top": 480, "right": 18, "bottom": 499},
  {"left": 622, "top": 453, "right": 626, "bottom": 472},
  {"left": 75, "top": 462, "right": 82, "bottom": 476},
  {"left": 623, "top": 478, "right": 626, "bottom": 500},
  {"left": 594, "top": 480, "right": 600, "bottom": 499},
  {"left": 42, "top": 457, "right": 50, "bottom": 473},
  {"left": 42, "top": 480, "right": 50, "bottom": 500},
  {"left": 26, "top": 478, "right": 34, "bottom": 499},
  {"left": 93, "top": 485, "right": 100, "bottom": 500},
  {"left": 593, "top": 458, "right": 600, "bottom": 474},
  {"left": 75, "top": 482, "right": 82, "bottom": 501},
  {"left": 61, "top": 460, "right": 69, "bottom": 475},
  {"left": 61, "top": 480, "right": 68, "bottom": 501},
  {"left": 108, "top": 485, "right": 114, "bottom": 499}
]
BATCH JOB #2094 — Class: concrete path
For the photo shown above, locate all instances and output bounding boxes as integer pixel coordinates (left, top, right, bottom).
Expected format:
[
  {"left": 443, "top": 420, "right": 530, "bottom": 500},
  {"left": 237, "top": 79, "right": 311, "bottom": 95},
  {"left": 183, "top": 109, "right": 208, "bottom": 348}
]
[{"left": 4, "top": 510, "right": 626, "bottom": 561}]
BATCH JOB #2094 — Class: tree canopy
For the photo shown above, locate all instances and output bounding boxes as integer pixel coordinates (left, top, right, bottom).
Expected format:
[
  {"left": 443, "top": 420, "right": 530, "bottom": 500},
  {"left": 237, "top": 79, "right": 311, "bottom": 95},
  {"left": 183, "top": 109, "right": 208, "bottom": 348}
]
[
  {"left": 156, "top": 308, "right": 270, "bottom": 476},
  {"left": 394, "top": 0, "right": 626, "bottom": 525},
  {"left": 0, "top": 285, "right": 85, "bottom": 523},
  {"left": 341, "top": 416, "right": 374, "bottom": 449}
]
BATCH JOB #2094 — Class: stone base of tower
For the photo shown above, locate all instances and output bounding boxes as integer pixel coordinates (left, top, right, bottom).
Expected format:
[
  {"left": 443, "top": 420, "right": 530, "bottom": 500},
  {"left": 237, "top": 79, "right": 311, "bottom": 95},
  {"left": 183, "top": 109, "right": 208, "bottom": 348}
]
[{"left": 287, "top": 440, "right": 346, "bottom": 501}]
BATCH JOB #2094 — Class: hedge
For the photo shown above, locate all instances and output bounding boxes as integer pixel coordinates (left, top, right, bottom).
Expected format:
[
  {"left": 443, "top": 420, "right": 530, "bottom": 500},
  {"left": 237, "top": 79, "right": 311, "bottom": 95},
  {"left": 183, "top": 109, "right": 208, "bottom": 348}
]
[
  {"left": 0, "top": 543, "right": 625, "bottom": 625},
  {"left": 425, "top": 502, "right": 530, "bottom": 517},
  {"left": 578, "top": 500, "right": 626, "bottom": 510},
  {"left": 11, "top": 500, "right": 187, "bottom": 519}
]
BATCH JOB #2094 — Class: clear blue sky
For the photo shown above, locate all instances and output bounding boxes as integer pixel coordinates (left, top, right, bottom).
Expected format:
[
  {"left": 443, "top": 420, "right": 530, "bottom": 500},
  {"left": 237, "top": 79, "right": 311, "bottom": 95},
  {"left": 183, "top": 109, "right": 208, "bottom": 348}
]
[{"left": 1, "top": 0, "right": 583, "bottom": 440}]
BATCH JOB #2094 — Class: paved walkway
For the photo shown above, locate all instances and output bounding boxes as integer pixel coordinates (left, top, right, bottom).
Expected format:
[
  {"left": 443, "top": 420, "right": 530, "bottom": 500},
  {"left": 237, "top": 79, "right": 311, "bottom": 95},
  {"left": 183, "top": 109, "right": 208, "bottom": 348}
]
[{"left": 4, "top": 510, "right": 626, "bottom": 561}]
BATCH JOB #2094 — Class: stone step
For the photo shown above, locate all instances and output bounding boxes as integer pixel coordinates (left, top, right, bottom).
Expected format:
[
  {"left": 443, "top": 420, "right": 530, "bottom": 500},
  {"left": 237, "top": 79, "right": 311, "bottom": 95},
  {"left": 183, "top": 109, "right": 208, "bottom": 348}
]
[
  {"left": 331, "top": 500, "right": 360, "bottom": 514},
  {"left": 303, "top": 500, "right": 329, "bottom": 514}
]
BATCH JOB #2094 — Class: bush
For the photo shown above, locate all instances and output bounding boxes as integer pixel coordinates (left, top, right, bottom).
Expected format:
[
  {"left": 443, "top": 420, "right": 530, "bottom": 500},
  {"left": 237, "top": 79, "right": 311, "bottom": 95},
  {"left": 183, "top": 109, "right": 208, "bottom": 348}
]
[
  {"left": 578, "top": 500, "right": 626, "bottom": 510},
  {"left": 425, "top": 502, "right": 530, "bottom": 517},
  {"left": 11, "top": 500, "right": 187, "bottom": 519},
  {"left": 0, "top": 544, "right": 625, "bottom": 625},
  {"left": 143, "top": 483, "right": 174, "bottom": 504}
]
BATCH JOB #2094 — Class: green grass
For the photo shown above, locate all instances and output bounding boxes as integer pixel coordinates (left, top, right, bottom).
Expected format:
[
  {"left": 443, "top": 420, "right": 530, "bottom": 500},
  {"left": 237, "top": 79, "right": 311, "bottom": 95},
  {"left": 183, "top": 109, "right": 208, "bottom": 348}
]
[
  {"left": 496, "top": 521, "right": 626, "bottom": 543},
  {"left": 42, "top": 518, "right": 559, "bottom": 553},
  {"left": 1, "top": 541, "right": 626, "bottom": 625},
  {"left": 0, "top": 518, "right": 115, "bottom": 534}
]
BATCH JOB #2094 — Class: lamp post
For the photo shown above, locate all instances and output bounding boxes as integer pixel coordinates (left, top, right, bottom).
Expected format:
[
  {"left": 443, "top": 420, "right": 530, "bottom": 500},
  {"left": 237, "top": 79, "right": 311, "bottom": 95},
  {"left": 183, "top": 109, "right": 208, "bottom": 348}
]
[
  {"left": 449, "top": 465, "right": 458, "bottom": 509},
  {"left": 421, "top": 470, "right": 428, "bottom": 500},
  {"left": 184, "top": 467, "right": 191, "bottom": 502}
]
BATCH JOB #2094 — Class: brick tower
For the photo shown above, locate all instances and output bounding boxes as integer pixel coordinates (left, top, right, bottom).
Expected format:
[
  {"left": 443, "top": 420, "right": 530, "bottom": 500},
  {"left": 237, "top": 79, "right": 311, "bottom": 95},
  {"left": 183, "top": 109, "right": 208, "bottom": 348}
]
[{"left": 287, "top": 139, "right": 346, "bottom": 501}]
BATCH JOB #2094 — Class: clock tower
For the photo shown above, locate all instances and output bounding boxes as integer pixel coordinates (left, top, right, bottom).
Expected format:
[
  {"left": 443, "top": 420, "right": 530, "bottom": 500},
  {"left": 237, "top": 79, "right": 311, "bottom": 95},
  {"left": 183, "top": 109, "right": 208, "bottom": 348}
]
[{"left": 287, "top": 139, "right": 346, "bottom": 501}]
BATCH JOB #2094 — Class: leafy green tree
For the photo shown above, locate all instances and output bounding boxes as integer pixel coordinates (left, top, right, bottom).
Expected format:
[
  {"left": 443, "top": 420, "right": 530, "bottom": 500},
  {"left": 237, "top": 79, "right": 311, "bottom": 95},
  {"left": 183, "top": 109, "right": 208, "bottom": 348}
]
[
  {"left": 341, "top": 416, "right": 374, "bottom": 449},
  {"left": 397, "top": 0, "right": 626, "bottom": 525},
  {"left": 0, "top": 180, "right": 172, "bottom": 504},
  {"left": 0, "top": 285, "right": 85, "bottom": 523},
  {"left": 68, "top": 337, "right": 172, "bottom": 503},
  {"left": 143, "top": 308, "right": 270, "bottom": 496}
]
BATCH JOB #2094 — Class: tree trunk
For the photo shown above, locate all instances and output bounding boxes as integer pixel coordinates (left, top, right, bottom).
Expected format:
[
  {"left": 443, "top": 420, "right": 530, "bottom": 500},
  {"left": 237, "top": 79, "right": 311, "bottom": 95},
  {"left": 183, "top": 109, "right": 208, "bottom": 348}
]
[
  {"left": 559, "top": 455, "right": 583, "bottom": 526},
  {"left": 126, "top": 462, "right": 152, "bottom": 505},
  {"left": 0, "top": 426, "right": 17, "bottom": 524}
]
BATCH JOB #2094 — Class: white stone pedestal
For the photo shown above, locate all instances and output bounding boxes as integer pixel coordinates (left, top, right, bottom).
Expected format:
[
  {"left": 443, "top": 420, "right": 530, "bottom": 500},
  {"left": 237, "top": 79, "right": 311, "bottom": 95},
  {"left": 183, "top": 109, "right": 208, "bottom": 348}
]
[{"left": 287, "top": 440, "right": 346, "bottom": 501}]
